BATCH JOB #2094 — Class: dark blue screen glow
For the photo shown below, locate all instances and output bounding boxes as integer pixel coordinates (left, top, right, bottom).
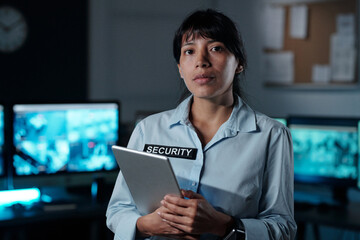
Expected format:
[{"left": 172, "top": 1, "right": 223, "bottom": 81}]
[
  {"left": 13, "top": 103, "right": 119, "bottom": 175},
  {"left": 358, "top": 121, "right": 360, "bottom": 188},
  {"left": 291, "top": 124, "right": 358, "bottom": 181},
  {"left": 0, "top": 105, "right": 4, "bottom": 176}
]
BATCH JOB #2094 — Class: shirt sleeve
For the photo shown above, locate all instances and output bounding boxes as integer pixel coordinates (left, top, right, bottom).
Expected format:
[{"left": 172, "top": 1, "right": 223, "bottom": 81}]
[
  {"left": 240, "top": 127, "right": 297, "bottom": 240},
  {"left": 106, "top": 123, "right": 146, "bottom": 240}
]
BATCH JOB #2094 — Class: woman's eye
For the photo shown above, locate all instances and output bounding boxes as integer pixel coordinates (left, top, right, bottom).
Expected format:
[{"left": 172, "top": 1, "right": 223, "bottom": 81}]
[
  {"left": 184, "top": 49, "right": 193, "bottom": 55},
  {"left": 211, "top": 46, "right": 223, "bottom": 52}
]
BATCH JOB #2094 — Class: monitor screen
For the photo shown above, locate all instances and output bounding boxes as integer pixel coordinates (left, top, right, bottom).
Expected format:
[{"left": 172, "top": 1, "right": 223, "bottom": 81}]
[
  {"left": 0, "top": 105, "right": 4, "bottom": 177},
  {"left": 358, "top": 120, "right": 360, "bottom": 189},
  {"left": 12, "top": 102, "right": 119, "bottom": 176},
  {"left": 289, "top": 117, "right": 358, "bottom": 186}
]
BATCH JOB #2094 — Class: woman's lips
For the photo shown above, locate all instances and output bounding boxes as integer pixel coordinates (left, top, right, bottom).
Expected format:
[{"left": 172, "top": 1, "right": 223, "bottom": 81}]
[{"left": 193, "top": 74, "right": 214, "bottom": 84}]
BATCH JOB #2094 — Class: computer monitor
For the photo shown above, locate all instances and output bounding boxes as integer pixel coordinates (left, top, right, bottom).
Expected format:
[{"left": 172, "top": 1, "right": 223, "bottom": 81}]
[
  {"left": 11, "top": 102, "right": 119, "bottom": 188},
  {"left": 358, "top": 120, "right": 360, "bottom": 189},
  {"left": 289, "top": 116, "right": 358, "bottom": 203}
]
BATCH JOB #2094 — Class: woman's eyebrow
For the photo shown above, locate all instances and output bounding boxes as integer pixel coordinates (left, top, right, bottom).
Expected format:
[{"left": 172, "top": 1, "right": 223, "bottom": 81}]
[
  {"left": 182, "top": 41, "right": 194, "bottom": 47},
  {"left": 182, "top": 39, "right": 220, "bottom": 48},
  {"left": 207, "top": 39, "right": 221, "bottom": 44}
]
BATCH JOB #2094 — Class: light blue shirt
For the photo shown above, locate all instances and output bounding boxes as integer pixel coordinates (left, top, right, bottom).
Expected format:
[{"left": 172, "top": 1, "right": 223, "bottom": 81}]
[{"left": 106, "top": 95, "right": 297, "bottom": 240}]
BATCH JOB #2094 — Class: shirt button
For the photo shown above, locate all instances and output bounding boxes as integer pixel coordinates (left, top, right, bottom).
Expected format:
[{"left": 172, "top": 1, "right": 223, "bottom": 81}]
[{"left": 192, "top": 182, "right": 197, "bottom": 186}]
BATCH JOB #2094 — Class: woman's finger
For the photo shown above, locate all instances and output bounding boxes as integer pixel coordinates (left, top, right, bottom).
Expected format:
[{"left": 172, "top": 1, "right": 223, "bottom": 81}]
[
  {"left": 164, "top": 217, "right": 199, "bottom": 235},
  {"left": 181, "top": 190, "right": 204, "bottom": 200},
  {"left": 159, "top": 211, "right": 188, "bottom": 225},
  {"left": 161, "top": 199, "right": 189, "bottom": 215},
  {"left": 163, "top": 194, "right": 196, "bottom": 208}
]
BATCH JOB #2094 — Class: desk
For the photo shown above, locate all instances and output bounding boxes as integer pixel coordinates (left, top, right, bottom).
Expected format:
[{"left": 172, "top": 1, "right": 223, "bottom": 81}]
[
  {"left": 0, "top": 200, "right": 113, "bottom": 240},
  {"left": 295, "top": 202, "right": 360, "bottom": 240}
]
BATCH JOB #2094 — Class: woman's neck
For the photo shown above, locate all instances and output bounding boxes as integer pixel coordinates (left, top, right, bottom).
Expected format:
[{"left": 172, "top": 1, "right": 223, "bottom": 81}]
[
  {"left": 189, "top": 95, "right": 234, "bottom": 147},
  {"left": 190, "top": 94, "right": 234, "bottom": 123}
]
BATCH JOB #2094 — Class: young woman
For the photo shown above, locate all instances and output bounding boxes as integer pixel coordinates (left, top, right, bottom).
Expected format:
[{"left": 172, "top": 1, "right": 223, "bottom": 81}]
[{"left": 106, "top": 9, "right": 297, "bottom": 240}]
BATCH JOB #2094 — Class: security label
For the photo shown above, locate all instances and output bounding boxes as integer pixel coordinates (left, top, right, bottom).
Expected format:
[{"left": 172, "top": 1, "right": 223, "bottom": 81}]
[{"left": 144, "top": 144, "right": 197, "bottom": 160}]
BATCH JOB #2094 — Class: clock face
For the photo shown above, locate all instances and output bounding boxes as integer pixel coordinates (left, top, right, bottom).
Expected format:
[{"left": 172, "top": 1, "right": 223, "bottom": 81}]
[{"left": 0, "top": 6, "right": 28, "bottom": 53}]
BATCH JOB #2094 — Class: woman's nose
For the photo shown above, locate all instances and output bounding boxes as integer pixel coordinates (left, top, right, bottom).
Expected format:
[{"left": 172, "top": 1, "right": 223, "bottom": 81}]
[{"left": 196, "top": 52, "right": 210, "bottom": 68}]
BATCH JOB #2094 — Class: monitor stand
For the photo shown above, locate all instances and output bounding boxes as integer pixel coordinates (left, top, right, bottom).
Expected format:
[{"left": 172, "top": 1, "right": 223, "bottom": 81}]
[
  {"left": 91, "top": 176, "right": 106, "bottom": 204},
  {"left": 295, "top": 184, "right": 349, "bottom": 208},
  {"left": 332, "top": 186, "right": 348, "bottom": 206}
]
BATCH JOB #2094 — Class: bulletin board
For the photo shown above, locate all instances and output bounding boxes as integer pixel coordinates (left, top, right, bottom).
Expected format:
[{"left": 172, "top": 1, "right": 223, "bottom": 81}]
[{"left": 265, "top": 0, "right": 357, "bottom": 86}]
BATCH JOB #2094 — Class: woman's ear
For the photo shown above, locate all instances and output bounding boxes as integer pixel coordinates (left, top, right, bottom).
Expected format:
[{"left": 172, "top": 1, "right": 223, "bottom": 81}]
[
  {"left": 178, "top": 64, "right": 184, "bottom": 78},
  {"left": 236, "top": 65, "right": 244, "bottom": 74}
]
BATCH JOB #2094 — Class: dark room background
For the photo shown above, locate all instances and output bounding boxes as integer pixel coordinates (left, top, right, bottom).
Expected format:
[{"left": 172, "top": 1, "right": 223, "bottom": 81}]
[{"left": 0, "top": 0, "right": 88, "bottom": 103}]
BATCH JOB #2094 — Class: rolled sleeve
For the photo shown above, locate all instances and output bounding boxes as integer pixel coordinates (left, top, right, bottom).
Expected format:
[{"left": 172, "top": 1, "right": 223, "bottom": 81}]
[{"left": 241, "top": 218, "right": 269, "bottom": 239}]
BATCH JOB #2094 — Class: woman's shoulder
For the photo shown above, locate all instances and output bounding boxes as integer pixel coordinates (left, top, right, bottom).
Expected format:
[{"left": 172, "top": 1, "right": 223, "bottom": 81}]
[{"left": 254, "top": 111, "right": 288, "bottom": 132}]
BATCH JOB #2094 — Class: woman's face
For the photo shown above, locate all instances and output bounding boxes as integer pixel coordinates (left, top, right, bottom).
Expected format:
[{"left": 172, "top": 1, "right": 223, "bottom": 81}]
[{"left": 178, "top": 34, "right": 242, "bottom": 102}]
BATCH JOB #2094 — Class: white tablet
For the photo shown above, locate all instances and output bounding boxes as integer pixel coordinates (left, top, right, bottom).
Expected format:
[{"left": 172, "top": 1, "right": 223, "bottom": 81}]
[{"left": 111, "top": 145, "right": 182, "bottom": 215}]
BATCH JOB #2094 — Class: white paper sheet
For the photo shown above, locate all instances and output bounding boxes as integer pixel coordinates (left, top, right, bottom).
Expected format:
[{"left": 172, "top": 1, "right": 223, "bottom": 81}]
[
  {"left": 312, "top": 65, "right": 330, "bottom": 83},
  {"left": 290, "top": 5, "right": 308, "bottom": 39},
  {"left": 337, "top": 14, "right": 355, "bottom": 35},
  {"left": 330, "top": 34, "right": 356, "bottom": 82},
  {"left": 262, "top": 52, "right": 294, "bottom": 84},
  {"left": 264, "top": 5, "right": 285, "bottom": 50}
]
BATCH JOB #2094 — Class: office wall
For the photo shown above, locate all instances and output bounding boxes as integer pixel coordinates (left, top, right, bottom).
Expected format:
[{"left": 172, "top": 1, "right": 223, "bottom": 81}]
[
  {"left": 89, "top": 0, "right": 360, "bottom": 123},
  {"left": 89, "top": 0, "right": 218, "bottom": 122}
]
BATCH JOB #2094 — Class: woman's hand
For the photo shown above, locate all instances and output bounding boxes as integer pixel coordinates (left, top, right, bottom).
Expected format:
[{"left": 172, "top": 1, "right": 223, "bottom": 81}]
[
  {"left": 158, "top": 190, "right": 234, "bottom": 236},
  {"left": 136, "top": 206, "right": 200, "bottom": 240}
]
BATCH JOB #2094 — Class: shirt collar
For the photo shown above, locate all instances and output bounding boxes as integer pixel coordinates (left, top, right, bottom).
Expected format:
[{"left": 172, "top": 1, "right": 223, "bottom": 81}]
[
  {"left": 169, "top": 95, "right": 257, "bottom": 133},
  {"left": 227, "top": 96, "right": 257, "bottom": 133},
  {"left": 169, "top": 95, "right": 193, "bottom": 127}
]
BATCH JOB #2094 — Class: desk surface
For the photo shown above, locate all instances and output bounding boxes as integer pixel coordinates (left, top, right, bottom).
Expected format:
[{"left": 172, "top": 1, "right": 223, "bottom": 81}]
[
  {"left": 0, "top": 200, "right": 108, "bottom": 228},
  {"left": 2, "top": 195, "right": 360, "bottom": 232}
]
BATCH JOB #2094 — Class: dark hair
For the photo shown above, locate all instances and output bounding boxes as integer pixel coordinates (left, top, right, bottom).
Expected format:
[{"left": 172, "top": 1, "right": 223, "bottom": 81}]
[{"left": 173, "top": 9, "right": 247, "bottom": 102}]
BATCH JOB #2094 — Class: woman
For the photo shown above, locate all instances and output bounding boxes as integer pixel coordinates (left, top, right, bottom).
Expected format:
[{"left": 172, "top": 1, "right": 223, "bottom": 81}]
[{"left": 106, "top": 9, "right": 297, "bottom": 240}]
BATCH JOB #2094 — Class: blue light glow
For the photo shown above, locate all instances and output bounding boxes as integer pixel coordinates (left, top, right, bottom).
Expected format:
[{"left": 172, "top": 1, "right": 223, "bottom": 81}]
[
  {"left": 0, "top": 105, "right": 3, "bottom": 176},
  {"left": 0, "top": 188, "right": 41, "bottom": 207},
  {"left": 358, "top": 121, "right": 360, "bottom": 189}
]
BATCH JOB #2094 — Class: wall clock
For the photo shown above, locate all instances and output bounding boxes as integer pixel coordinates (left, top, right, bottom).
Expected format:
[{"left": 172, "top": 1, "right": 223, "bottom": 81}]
[{"left": 0, "top": 6, "right": 28, "bottom": 53}]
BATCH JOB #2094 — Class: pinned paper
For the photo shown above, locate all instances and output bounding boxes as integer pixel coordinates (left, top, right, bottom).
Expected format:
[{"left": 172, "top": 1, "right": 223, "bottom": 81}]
[
  {"left": 312, "top": 65, "right": 330, "bottom": 83},
  {"left": 262, "top": 52, "right": 294, "bottom": 84},
  {"left": 337, "top": 14, "right": 355, "bottom": 35},
  {"left": 290, "top": 5, "right": 308, "bottom": 39},
  {"left": 330, "top": 34, "right": 356, "bottom": 82},
  {"left": 264, "top": 5, "right": 286, "bottom": 50}
]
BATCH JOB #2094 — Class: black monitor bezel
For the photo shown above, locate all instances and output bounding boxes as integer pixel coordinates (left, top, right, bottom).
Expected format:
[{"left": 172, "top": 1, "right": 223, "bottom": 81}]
[
  {"left": 288, "top": 116, "right": 358, "bottom": 188},
  {"left": 10, "top": 100, "right": 121, "bottom": 179}
]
